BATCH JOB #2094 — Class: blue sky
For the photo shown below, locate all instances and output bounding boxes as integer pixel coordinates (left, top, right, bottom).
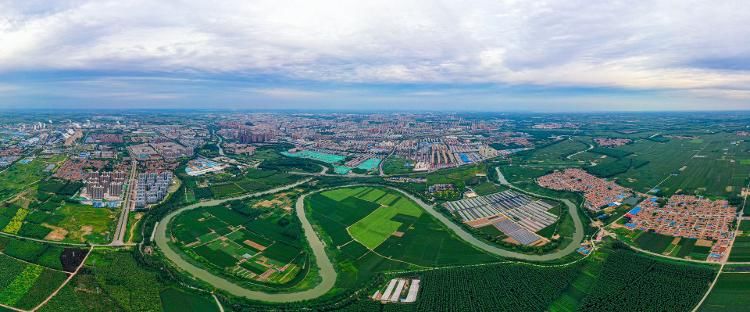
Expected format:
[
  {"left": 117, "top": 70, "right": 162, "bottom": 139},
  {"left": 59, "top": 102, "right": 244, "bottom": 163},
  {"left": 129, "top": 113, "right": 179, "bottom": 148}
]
[{"left": 1, "top": 0, "right": 749, "bottom": 111}]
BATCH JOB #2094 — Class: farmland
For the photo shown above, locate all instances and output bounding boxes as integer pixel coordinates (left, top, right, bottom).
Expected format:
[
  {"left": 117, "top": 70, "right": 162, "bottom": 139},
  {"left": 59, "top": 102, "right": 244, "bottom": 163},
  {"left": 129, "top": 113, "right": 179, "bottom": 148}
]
[
  {"left": 728, "top": 221, "right": 750, "bottom": 262},
  {"left": 39, "top": 249, "right": 218, "bottom": 312},
  {"left": 0, "top": 183, "right": 117, "bottom": 244},
  {"left": 701, "top": 273, "right": 750, "bottom": 311},
  {"left": 0, "top": 237, "right": 77, "bottom": 311},
  {"left": 576, "top": 248, "right": 715, "bottom": 312},
  {"left": 612, "top": 228, "right": 713, "bottom": 260},
  {"left": 191, "top": 167, "right": 300, "bottom": 200},
  {"left": 0, "top": 236, "right": 87, "bottom": 271},
  {"left": 408, "top": 262, "right": 579, "bottom": 311},
  {"left": 306, "top": 186, "right": 499, "bottom": 292},
  {"left": 382, "top": 156, "right": 414, "bottom": 175},
  {"left": 0, "top": 155, "right": 66, "bottom": 202},
  {"left": 169, "top": 187, "right": 311, "bottom": 287}
]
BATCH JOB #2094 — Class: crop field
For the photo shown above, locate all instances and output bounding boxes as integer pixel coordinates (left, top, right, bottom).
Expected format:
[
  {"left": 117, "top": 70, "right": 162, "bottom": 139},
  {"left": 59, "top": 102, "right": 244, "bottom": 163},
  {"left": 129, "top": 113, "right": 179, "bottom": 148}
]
[
  {"left": 0, "top": 155, "right": 66, "bottom": 202},
  {"left": 40, "top": 249, "right": 217, "bottom": 312},
  {"left": 170, "top": 190, "right": 307, "bottom": 285},
  {"left": 160, "top": 288, "right": 219, "bottom": 312},
  {"left": 347, "top": 191, "right": 423, "bottom": 249},
  {"left": 0, "top": 180, "right": 116, "bottom": 244},
  {"left": 382, "top": 156, "right": 414, "bottom": 175},
  {"left": 307, "top": 186, "right": 499, "bottom": 289},
  {"left": 410, "top": 262, "right": 579, "bottom": 311},
  {"left": 0, "top": 252, "right": 69, "bottom": 310},
  {"left": 520, "top": 139, "right": 589, "bottom": 165},
  {"left": 471, "top": 181, "right": 504, "bottom": 195},
  {"left": 548, "top": 251, "right": 608, "bottom": 311},
  {"left": 200, "top": 168, "right": 299, "bottom": 199},
  {"left": 604, "top": 133, "right": 750, "bottom": 197},
  {"left": 729, "top": 221, "right": 750, "bottom": 262},
  {"left": 576, "top": 247, "right": 715, "bottom": 312},
  {"left": 0, "top": 236, "right": 81, "bottom": 271},
  {"left": 701, "top": 273, "right": 750, "bottom": 311},
  {"left": 426, "top": 163, "right": 488, "bottom": 193}
]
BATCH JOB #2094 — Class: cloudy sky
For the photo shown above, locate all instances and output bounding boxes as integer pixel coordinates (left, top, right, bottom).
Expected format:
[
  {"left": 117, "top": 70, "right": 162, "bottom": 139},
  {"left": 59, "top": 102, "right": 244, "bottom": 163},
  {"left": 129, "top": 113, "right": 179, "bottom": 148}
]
[{"left": 1, "top": 0, "right": 749, "bottom": 111}]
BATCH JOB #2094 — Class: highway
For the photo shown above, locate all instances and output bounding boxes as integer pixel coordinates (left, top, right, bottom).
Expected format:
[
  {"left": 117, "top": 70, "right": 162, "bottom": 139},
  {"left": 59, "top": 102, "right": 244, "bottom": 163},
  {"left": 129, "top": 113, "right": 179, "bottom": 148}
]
[{"left": 111, "top": 160, "right": 137, "bottom": 246}]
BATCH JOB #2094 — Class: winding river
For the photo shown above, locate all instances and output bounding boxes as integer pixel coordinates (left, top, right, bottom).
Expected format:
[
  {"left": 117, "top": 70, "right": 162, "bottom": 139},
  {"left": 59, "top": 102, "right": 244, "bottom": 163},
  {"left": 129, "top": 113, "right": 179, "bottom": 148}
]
[{"left": 153, "top": 168, "right": 585, "bottom": 303}]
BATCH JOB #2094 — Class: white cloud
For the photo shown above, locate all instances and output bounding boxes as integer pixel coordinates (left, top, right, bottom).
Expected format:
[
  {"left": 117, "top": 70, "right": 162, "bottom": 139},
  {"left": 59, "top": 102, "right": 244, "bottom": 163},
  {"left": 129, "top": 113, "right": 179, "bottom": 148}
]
[{"left": 0, "top": 0, "right": 749, "bottom": 97}]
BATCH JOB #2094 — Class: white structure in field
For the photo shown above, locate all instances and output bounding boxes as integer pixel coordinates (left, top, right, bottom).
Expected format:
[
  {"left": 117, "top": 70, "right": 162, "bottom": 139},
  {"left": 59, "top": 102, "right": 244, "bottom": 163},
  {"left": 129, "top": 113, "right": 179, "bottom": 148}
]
[{"left": 374, "top": 278, "right": 421, "bottom": 304}]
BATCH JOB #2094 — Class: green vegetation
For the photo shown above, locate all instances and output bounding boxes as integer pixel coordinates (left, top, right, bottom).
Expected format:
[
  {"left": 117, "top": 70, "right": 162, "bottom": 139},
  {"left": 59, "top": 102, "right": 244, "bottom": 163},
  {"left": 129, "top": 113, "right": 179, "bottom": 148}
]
[
  {"left": 0, "top": 155, "right": 66, "bottom": 202},
  {"left": 40, "top": 249, "right": 217, "bottom": 312},
  {"left": 307, "top": 186, "right": 499, "bottom": 295},
  {"left": 576, "top": 247, "right": 715, "bottom": 312},
  {"left": 382, "top": 156, "right": 414, "bottom": 175},
  {"left": 411, "top": 262, "right": 578, "bottom": 311},
  {"left": 347, "top": 190, "right": 423, "bottom": 249},
  {"left": 0, "top": 177, "right": 116, "bottom": 244},
  {"left": 471, "top": 181, "right": 503, "bottom": 195},
  {"left": 0, "top": 252, "right": 68, "bottom": 310},
  {"left": 701, "top": 273, "right": 750, "bottom": 311},
  {"left": 729, "top": 221, "right": 750, "bottom": 262},
  {"left": 170, "top": 188, "right": 311, "bottom": 288}
]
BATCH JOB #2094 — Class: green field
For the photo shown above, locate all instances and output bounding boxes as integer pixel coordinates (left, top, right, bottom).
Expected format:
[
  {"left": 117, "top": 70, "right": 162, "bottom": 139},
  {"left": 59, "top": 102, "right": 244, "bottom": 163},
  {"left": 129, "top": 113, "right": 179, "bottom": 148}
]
[
  {"left": 610, "top": 133, "right": 750, "bottom": 198},
  {"left": 40, "top": 249, "right": 216, "bottom": 312},
  {"left": 0, "top": 174, "right": 117, "bottom": 244},
  {"left": 729, "top": 221, "right": 750, "bottom": 262},
  {"left": 0, "top": 155, "right": 66, "bottom": 202},
  {"left": 307, "top": 186, "right": 499, "bottom": 292},
  {"left": 0, "top": 250, "right": 69, "bottom": 310},
  {"left": 199, "top": 168, "right": 299, "bottom": 199},
  {"left": 346, "top": 190, "right": 422, "bottom": 249},
  {"left": 382, "top": 156, "right": 414, "bottom": 175},
  {"left": 573, "top": 247, "right": 715, "bottom": 312},
  {"left": 701, "top": 273, "right": 750, "bottom": 311},
  {"left": 170, "top": 188, "right": 309, "bottom": 286}
]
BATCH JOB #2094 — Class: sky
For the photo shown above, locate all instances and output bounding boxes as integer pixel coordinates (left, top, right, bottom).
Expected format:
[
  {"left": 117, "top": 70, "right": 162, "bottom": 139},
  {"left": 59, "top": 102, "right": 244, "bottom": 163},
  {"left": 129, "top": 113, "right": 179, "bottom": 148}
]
[{"left": 1, "top": 0, "right": 749, "bottom": 112}]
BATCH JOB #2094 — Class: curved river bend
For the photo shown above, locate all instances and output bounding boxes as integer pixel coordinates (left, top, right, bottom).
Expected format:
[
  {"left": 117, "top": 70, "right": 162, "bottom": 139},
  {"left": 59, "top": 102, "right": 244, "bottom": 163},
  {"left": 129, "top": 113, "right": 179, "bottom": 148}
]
[{"left": 154, "top": 172, "right": 584, "bottom": 303}]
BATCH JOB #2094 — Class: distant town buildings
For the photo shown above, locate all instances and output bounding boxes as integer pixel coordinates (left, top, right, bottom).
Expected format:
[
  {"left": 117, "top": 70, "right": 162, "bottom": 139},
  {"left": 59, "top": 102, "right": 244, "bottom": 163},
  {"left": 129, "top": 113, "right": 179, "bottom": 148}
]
[
  {"left": 538, "top": 168, "right": 632, "bottom": 211},
  {"left": 594, "top": 137, "right": 632, "bottom": 147}
]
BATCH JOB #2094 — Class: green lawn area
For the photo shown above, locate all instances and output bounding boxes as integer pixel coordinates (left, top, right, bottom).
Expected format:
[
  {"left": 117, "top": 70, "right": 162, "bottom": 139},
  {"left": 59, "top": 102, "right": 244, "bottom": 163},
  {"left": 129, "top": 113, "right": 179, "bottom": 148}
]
[
  {"left": 347, "top": 198, "right": 422, "bottom": 249},
  {"left": 472, "top": 181, "right": 503, "bottom": 196},
  {"left": 54, "top": 203, "right": 116, "bottom": 244},
  {"left": 382, "top": 156, "right": 414, "bottom": 175}
]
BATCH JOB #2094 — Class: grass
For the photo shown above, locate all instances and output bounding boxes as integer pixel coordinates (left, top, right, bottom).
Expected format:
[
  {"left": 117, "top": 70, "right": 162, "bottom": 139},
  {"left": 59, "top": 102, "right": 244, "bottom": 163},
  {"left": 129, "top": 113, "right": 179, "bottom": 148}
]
[
  {"left": 0, "top": 253, "right": 68, "bottom": 310},
  {"left": 701, "top": 273, "right": 750, "bottom": 311},
  {"left": 729, "top": 221, "right": 750, "bottom": 262},
  {"left": 634, "top": 231, "right": 674, "bottom": 253},
  {"left": 347, "top": 198, "right": 422, "bottom": 249},
  {"left": 472, "top": 181, "right": 503, "bottom": 195},
  {"left": 0, "top": 155, "right": 65, "bottom": 202},
  {"left": 426, "top": 163, "right": 488, "bottom": 191},
  {"left": 160, "top": 288, "right": 218, "bottom": 312},
  {"left": 54, "top": 202, "right": 116, "bottom": 244},
  {"left": 307, "top": 186, "right": 500, "bottom": 291},
  {"left": 169, "top": 190, "right": 310, "bottom": 287},
  {"left": 382, "top": 156, "right": 414, "bottom": 175}
]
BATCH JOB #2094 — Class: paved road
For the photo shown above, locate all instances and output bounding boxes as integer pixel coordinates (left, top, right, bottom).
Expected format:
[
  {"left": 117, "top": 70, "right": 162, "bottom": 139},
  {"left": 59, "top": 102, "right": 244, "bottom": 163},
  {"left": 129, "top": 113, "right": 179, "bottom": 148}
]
[
  {"left": 389, "top": 177, "right": 585, "bottom": 261},
  {"left": 112, "top": 160, "right": 137, "bottom": 246},
  {"left": 155, "top": 171, "right": 585, "bottom": 302}
]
